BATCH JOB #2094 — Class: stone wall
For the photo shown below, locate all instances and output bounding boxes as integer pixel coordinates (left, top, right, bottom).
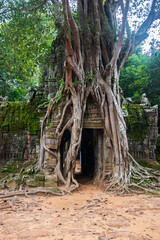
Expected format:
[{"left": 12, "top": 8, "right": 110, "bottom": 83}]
[
  {"left": 42, "top": 37, "right": 65, "bottom": 100},
  {"left": 0, "top": 132, "right": 38, "bottom": 168},
  {"left": 42, "top": 97, "right": 159, "bottom": 181},
  {"left": 0, "top": 99, "right": 158, "bottom": 168},
  {"left": 0, "top": 101, "right": 44, "bottom": 168},
  {"left": 126, "top": 104, "right": 158, "bottom": 163},
  {"left": 0, "top": 96, "right": 158, "bottom": 187}
]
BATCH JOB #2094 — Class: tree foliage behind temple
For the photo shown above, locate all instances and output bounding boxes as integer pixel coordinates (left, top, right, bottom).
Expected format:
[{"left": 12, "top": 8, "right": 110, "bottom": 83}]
[
  {"left": 120, "top": 48, "right": 160, "bottom": 128},
  {"left": 0, "top": 1, "right": 55, "bottom": 101},
  {"left": 120, "top": 48, "right": 160, "bottom": 104}
]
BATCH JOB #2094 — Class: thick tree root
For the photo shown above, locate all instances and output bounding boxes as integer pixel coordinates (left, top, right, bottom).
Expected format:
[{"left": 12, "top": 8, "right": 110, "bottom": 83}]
[
  {"left": 105, "top": 154, "right": 160, "bottom": 195},
  {"left": 0, "top": 185, "right": 80, "bottom": 200},
  {"left": 0, "top": 189, "right": 65, "bottom": 198}
]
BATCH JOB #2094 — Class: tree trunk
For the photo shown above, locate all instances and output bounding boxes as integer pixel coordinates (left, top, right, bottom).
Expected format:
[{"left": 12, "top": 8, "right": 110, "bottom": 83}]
[{"left": 39, "top": 0, "right": 160, "bottom": 190}]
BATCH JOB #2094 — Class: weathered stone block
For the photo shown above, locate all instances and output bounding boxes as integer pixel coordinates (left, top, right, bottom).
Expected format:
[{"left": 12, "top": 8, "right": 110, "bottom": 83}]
[
  {"left": 26, "top": 179, "right": 39, "bottom": 187},
  {"left": 34, "top": 173, "right": 45, "bottom": 182},
  {"left": 45, "top": 174, "right": 58, "bottom": 187},
  {"left": 45, "top": 138, "right": 58, "bottom": 149},
  {"left": 45, "top": 132, "right": 56, "bottom": 139}
]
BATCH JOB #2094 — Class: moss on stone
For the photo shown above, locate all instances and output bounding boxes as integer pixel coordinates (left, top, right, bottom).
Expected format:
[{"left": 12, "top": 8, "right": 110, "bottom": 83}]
[
  {"left": 125, "top": 104, "right": 149, "bottom": 142},
  {"left": 0, "top": 157, "right": 46, "bottom": 189},
  {"left": 1, "top": 161, "right": 22, "bottom": 174},
  {"left": 26, "top": 179, "right": 39, "bottom": 187},
  {"left": 0, "top": 102, "right": 44, "bottom": 134},
  {"left": 34, "top": 173, "right": 45, "bottom": 182},
  {"left": 0, "top": 160, "right": 22, "bottom": 183}
]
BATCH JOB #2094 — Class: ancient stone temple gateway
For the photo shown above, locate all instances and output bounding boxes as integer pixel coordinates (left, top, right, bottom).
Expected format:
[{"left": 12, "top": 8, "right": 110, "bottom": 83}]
[
  {"left": 43, "top": 96, "right": 112, "bottom": 183},
  {"left": 42, "top": 95, "right": 158, "bottom": 185},
  {"left": 0, "top": 93, "right": 158, "bottom": 187}
]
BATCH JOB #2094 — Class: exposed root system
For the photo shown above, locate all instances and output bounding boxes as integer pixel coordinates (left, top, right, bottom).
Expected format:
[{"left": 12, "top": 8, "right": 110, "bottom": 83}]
[{"left": 105, "top": 154, "right": 160, "bottom": 195}]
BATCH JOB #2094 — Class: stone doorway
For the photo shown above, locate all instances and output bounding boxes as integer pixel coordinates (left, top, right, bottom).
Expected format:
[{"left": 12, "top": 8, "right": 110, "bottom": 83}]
[
  {"left": 75, "top": 129, "right": 95, "bottom": 179},
  {"left": 75, "top": 128, "right": 105, "bottom": 185},
  {"left": 60, "top": 129, "right": 71, "bottom": 176},
  {"left": 60, "top": 128, "right": 104, "bottom": 183}
]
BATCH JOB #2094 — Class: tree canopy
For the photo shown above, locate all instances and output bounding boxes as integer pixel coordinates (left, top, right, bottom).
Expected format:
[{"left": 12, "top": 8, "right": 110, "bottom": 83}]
[
  {"left": 1, "top": 1, "right": 160, "bottom": 101},
  {"left": 0, "top": 0, "right": 55, "bottom": 101},
  {"left": 120, "top": 48, "right": 160, "bottom": 104},
  {"left": 120, "top": 48, "right": 160, "bottom": 129}
]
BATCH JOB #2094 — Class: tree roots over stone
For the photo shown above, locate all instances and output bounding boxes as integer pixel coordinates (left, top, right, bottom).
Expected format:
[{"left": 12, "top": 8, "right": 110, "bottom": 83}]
[
  {"left": 105, "top": 154, "right": 160, "bottom": 195},
  {"left": 39, "top": 90, "right": 160, "bottom": 195},
  {"left": 38, "top": 0, "right": 160, "bottom": 194}
]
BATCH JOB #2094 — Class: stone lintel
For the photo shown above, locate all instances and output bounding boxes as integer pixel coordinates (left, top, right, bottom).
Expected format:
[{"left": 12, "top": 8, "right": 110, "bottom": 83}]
[{"left": 83, "top": 121, "right": 103, "bottom": 129}]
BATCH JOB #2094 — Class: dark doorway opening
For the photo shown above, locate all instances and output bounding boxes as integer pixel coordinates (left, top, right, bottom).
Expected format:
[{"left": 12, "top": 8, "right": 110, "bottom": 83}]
[
  {"left": 60, "top": 129, "right": 96, "bottom": 183},
  {"left": 75, "top": 129, "right": 95, "bottom": 182},
  {"left": 60, "top": 129, "right": 71, "bottom": 176}
]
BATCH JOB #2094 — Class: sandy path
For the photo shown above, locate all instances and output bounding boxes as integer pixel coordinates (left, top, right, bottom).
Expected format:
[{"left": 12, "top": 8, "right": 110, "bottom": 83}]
[{"left": 0, "top": 184, "right": 160, "bottom": 240}]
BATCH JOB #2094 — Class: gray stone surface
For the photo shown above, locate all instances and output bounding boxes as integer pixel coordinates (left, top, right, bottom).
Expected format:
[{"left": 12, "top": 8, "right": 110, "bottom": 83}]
[
  {"left": 128, "top": 104, "right": 158, "bottom": 163},
  {"left": 0, "top": 131, "right": 40, "bottom": 168}
]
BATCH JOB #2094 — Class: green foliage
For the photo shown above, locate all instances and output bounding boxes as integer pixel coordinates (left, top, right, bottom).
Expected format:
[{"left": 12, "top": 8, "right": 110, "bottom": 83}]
[
  {"left": 74, "top": 80, "right": 81, "bottom": 85},
  {"left": 120, "top": 48, "right": 160, "bottom": 129},
  {"left": 120, "top": 49, "right": 148, "bottom": 98},
  {"left": 55, "top": 79, "right": 64, "bottom": 103},
  {"left": 1, "top": 121, "right": 10, "bottom": 128},
  {"left": 56, "top": 92, "right": 62, "bottom": 104},
  {"left": 120, "top": 48, "right": 160, "bottom": 104},
  {"left": 59, "top": 79, "right": 65, "bottom": 90},
  {"left": 137, "top": 160, "right": 152, "bottom": 168},
  {"left": 86, "top": 71, "right": 95, "bottom": 86},
  {"left": 49, "top": 122, "right": 53, "bottom": 128},
  {"left": 0, "top": 1, "right": 56, "bottom": 101}
]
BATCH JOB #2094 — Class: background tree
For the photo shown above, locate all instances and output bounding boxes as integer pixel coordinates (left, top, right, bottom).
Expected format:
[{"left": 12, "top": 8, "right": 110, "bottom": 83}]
[
  {"left": 120, "top": 48, "right": 148, "bottom": 98},
  {"left": 0, "top": 1, "right": 55, "bottom": 101},
  {"left": 120, "top": 48, "right": 160, "bottom": 128}
]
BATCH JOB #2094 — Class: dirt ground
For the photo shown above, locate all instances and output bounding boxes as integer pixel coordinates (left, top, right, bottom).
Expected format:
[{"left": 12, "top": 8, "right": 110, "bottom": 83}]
[{"left": 0, "top": 183, "right": 160, "bottom": 240}]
